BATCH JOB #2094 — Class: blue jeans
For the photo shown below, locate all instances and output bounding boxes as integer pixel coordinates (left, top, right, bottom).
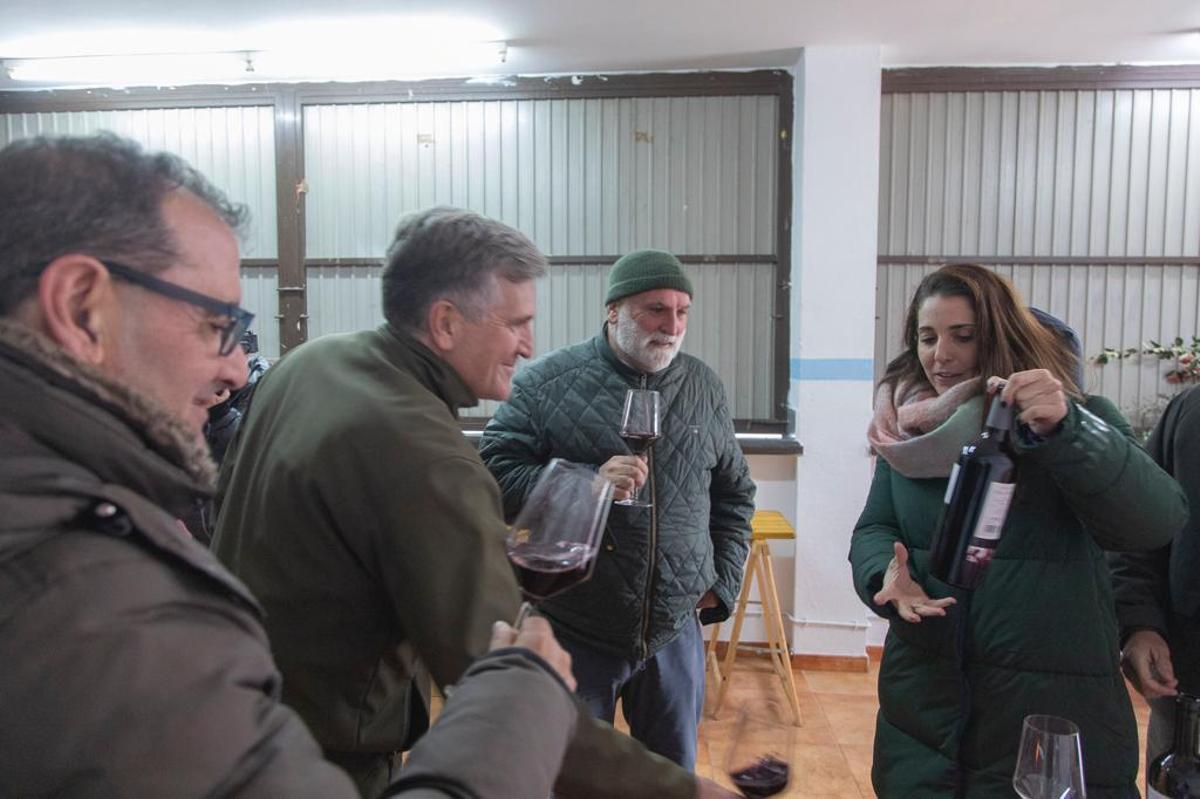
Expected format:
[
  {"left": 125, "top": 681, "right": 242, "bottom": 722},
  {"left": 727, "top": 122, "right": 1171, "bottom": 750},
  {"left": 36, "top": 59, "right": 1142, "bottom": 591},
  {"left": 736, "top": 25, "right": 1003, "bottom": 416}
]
[{"left": 557, "top": 615, "right": 706, "bottom": 770}]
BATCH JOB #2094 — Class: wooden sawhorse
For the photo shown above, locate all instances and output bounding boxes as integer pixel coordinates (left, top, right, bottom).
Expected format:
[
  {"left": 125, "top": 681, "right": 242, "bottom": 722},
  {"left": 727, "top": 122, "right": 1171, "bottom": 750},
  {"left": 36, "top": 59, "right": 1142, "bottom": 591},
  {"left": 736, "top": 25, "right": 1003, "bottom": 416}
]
[{"left": 705, "top": 510, "right": 802, "bottom": 726}]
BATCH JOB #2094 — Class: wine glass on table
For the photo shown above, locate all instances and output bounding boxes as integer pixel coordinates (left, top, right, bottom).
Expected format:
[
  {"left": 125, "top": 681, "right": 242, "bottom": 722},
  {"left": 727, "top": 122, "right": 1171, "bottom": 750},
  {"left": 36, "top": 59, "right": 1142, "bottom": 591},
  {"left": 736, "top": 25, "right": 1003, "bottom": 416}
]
[
  {"left": 1012, "top": 714, "right": 1086, "bottom": 799},
  {"left": 725, "top": 702, "right": 794, "bottom": 797},
  {"left": 615, "top": 388, "right": 661, "bottom": 508},
  {"left": 506, "top": 458, "right": 614, "bottom": 625}
]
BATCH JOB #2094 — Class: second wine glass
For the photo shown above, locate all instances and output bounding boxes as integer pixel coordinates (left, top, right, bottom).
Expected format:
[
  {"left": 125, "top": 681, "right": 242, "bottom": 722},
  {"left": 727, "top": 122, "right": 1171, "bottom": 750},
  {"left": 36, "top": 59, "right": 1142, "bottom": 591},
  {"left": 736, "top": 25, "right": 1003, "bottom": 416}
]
[
  {"left": 1012, "top": 714, "right": 1086, "bottom": 799},
  {"left": 615, "top": 388, "right": 661, "bottom": 508}
]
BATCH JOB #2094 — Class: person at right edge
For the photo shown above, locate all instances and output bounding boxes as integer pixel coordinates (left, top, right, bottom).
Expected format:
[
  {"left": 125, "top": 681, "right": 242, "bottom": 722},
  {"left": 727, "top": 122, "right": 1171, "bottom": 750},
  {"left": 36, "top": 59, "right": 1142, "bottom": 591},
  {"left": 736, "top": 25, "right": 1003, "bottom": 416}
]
[
  {"left": 1109, "top": 385, "right": 1200, "bottom": 781},
  {"left": 849, "top": 264, "right": 1187, "bottom": 797}
]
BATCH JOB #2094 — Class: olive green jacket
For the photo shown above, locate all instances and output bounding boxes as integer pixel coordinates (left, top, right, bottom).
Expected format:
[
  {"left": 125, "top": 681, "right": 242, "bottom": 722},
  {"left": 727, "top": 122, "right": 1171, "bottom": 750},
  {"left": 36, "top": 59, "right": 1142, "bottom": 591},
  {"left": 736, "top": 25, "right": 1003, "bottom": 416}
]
[
  {"left": 0, "top": 321, "right": 356, "bottom": 797},
  {"left": 213, "top": 324, "right": 695, "bottom": 798},
  {"left": 851, "top": 396, "right": 1188, "bottom": 798}
]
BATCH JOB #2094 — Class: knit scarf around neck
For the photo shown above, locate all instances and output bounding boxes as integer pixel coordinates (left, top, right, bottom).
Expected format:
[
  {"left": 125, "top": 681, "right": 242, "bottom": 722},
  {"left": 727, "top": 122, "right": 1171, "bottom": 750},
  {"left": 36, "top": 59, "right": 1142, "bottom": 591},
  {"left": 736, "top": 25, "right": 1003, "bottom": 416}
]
[{"left": 867, "top": 377, "right": 985, "bottom": 479}]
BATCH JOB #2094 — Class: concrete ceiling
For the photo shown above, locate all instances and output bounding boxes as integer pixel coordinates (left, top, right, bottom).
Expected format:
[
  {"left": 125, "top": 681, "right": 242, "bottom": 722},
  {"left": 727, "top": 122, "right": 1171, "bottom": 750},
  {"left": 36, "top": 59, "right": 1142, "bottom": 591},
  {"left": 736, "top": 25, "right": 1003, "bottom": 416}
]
[{"left": 0, "top": 0, "right": 1198, "bottom": 90}]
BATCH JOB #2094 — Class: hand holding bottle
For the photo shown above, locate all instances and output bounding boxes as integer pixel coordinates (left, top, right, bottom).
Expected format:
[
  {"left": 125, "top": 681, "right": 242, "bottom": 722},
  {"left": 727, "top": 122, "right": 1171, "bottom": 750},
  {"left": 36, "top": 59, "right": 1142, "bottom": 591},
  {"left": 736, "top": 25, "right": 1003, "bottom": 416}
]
[
  {"left": 1122, "top": 629, "right": 1179, "bottom": 700},
  {"left": 988, "top": 370, "right": 1068, "bottom": 437},
  {"left": 874, "top": 542, "right": 956, "bottom": 623}
]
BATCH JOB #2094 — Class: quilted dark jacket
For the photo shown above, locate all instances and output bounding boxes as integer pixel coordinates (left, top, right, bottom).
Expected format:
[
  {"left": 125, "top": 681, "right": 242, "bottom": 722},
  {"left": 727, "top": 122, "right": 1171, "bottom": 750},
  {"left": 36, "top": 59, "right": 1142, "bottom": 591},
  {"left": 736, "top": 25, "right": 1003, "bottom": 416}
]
[
  {"left": 851, "top": 395, "right": 1188, "bottom": 798},
  {"left": 480, "top": 328, "right": 755, "bottom": 660}
]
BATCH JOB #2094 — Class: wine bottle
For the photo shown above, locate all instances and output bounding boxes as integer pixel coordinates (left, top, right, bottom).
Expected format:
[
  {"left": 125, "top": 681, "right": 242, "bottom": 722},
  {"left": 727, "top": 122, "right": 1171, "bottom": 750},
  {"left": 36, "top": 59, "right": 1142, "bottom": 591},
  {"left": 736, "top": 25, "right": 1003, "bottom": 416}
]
[
  {"left": 1149, "top": 693, "right": 1200, "bottom": 798},
  {"left": 928, "top": 397, "right": 1017, "bottom": 590}
]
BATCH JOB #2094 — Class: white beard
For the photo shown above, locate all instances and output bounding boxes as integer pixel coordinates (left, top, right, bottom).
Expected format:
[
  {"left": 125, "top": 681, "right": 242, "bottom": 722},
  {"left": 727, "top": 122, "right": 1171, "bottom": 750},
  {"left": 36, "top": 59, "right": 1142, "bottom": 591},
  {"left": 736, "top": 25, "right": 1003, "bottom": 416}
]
[{"left": 612, "top": 305, "right": 684, "bottom": 373}]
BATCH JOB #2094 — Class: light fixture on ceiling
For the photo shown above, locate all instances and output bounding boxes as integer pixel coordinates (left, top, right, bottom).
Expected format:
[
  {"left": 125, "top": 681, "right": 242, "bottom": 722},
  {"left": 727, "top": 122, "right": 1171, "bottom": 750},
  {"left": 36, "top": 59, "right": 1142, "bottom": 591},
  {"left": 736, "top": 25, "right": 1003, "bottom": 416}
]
[
  {"left": 4, "top": 52, "right": 250, "bottom": 86},
  {"left": 1, "top": 16, "right": 509, "bottom": 88}
]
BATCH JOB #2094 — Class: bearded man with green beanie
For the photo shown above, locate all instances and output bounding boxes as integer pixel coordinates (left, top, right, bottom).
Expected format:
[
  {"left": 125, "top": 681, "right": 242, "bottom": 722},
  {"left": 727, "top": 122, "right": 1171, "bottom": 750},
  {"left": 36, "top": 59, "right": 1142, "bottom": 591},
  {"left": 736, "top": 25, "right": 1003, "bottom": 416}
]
[{"left": 481, "top": 248, "right": 756, "bottom": 769}]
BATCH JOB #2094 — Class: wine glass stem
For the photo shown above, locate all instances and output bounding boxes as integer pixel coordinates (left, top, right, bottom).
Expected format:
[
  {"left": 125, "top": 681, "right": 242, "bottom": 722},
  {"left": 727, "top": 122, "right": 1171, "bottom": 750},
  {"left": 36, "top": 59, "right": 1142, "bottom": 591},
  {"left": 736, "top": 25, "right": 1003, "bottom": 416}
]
[{"left": 514, "top": 601, "right": 533, "bottom": 628}]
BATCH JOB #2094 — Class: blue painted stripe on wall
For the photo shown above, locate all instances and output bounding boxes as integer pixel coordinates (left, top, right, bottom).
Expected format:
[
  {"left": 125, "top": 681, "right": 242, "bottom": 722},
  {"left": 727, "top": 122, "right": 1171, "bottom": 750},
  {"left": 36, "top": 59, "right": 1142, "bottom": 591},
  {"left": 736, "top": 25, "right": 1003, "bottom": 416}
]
[{"left": 790, "top": 358, "right": 875, "bottom": 381}]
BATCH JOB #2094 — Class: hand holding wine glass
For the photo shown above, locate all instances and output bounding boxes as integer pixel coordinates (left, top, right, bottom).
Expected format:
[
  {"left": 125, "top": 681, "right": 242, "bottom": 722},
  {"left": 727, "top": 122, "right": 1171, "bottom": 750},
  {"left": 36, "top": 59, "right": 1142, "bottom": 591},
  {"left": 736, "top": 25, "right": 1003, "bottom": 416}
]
[
  {"left": 506, "top": 459, "right": 614, "bottom": 624},
  {"left": 1012, "top": 714, "right": 1086, "bottom": 799},
  {"left": 598, "top": 455, "right": 648, "bottom": 503},
  {"left": 615, "top": 389, "right": 660, "bottom": 507},
  {"left": 488, "top": 617, "right": 576, "bottom": 692}
]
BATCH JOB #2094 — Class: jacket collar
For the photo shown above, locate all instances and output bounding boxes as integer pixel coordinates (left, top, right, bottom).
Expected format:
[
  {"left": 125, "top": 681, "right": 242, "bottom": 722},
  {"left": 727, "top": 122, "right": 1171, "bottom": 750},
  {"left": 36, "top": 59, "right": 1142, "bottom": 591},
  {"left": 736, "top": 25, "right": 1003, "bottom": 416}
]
[
  {"left": 377, "top": 323, "right": 478, "bottom": 415},
  {"left": 0, "top": 319, "right": 214, "bottom": 517},
  {"left": 0, "top": 319, "right": 265, "bottom": 612}
]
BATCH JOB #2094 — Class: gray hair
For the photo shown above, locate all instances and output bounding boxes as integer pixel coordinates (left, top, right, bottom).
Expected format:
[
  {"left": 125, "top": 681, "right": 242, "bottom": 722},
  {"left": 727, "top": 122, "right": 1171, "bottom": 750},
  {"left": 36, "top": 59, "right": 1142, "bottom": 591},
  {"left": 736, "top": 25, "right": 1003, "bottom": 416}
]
[
  {"left": 381, "top": 206, "right": 547, "bottom": 332},
  {"left": 0, "top": 132, "right": 247, "bottom": 315}
]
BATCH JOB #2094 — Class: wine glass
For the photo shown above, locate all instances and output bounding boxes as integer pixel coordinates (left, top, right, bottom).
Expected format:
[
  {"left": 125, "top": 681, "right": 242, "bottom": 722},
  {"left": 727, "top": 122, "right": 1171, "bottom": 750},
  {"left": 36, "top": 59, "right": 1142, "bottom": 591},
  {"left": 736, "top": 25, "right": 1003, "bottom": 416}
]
[
  {"left": 725, "top": 702, "right": 794, "bottom": 797},
  {"left": 615, "top": 389, "right": 661, "bottom": 508},
  {"left": 1013, "top": 714, "right": 1086, "bottom": 799},
  {"left": 506, "top": 458, "right": 614, "bottom": 624}
]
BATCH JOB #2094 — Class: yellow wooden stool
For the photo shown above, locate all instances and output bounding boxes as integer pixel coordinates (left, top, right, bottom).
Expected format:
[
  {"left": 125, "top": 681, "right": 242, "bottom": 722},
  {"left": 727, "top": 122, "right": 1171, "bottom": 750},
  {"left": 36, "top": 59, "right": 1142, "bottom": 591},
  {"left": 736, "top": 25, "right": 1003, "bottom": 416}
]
[{"left": 706, "top": 510, "right": 802, "bottom": 726}]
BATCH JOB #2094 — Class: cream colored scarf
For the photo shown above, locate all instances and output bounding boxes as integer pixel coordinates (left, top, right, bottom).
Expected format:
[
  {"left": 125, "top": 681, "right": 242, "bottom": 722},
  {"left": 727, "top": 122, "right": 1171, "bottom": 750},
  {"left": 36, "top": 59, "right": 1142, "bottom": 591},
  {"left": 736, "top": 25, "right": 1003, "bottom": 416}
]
[{"left": 867, "top": 378, "right": 984, "bottom": 479}]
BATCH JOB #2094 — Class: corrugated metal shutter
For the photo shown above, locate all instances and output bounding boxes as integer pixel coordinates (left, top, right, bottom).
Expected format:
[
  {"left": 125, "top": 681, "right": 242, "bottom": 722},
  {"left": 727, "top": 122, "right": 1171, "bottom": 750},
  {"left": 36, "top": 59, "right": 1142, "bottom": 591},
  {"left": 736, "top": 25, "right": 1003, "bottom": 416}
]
[
  {"left": 878, "top": 88, "right": 1200, "bottom": 420},
  {"left": 302, "top": 95, "right": 780, "bottom": 419}
]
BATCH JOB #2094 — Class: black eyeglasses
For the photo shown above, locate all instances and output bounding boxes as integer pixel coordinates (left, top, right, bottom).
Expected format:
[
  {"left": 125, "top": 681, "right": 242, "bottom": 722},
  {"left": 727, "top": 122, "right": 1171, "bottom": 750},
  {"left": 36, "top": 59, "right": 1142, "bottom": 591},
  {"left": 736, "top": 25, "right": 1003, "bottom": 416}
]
[{"left": 102, "top": 261, "right": 254, "bottom": 357}]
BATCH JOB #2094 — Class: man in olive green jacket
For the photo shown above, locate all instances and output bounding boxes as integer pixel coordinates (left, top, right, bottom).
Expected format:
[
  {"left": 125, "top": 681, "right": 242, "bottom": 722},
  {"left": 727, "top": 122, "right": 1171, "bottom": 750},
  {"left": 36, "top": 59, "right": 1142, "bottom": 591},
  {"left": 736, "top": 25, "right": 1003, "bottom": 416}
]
[
  {"left": 214, "top": 207, "right": 729, "bottom": 799},
  {"left": 1, "top": 136, "right": 583, "bottom": 799}
]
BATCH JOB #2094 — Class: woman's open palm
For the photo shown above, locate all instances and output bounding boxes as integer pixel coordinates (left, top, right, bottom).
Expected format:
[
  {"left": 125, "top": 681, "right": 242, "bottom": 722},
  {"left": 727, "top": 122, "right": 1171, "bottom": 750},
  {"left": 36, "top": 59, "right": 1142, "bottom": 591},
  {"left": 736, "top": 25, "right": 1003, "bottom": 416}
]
[{"left": 873, "top": 542, "right": 956, "bottom": 623}]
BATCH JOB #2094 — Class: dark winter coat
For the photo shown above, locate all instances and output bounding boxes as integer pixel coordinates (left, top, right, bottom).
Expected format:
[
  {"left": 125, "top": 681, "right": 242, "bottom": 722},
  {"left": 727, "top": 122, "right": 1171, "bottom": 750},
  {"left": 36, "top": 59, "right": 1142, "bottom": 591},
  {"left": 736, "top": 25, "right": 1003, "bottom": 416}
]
[
  {"left": 212, "top": 324, "right": 696, "bottom": 799},
  {"left": 0, "top": 321, "right": 355, "bottom": 797},
  {"left": 1109, "top": 385, "right": 1200, "bottom": 698},
  {"left": 480, "top": 328, "right": 755, "bottom": 660},
  {"left": 851, "top": 395, "right": 1188, "bottom": 798}
]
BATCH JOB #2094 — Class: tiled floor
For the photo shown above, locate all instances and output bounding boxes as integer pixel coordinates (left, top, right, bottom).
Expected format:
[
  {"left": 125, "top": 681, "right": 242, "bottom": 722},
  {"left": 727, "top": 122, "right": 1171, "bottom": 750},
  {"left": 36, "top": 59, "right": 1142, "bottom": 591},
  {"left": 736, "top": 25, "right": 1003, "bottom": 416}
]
[{"left": 613, "top": 653, "right": 1152, "bottom": 798}]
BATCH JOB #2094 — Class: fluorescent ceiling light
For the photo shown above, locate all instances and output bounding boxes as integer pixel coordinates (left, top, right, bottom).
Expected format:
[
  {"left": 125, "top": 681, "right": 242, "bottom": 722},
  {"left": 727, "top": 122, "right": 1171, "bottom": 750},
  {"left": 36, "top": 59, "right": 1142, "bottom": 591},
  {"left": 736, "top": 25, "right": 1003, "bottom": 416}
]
[
  {"left": 1, "top": 15, "right": 507, "bottom": 87},
  {"left": 6, "top": 52, "right": 250, "bottom": 86}
]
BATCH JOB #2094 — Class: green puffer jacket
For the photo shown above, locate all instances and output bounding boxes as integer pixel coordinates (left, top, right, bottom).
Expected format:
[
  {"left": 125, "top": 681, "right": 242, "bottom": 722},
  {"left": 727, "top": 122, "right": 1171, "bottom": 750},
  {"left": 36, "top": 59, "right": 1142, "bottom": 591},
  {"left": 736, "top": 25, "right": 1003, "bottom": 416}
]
[
  {"left": 481, "top": 329, "right": 755, "bottom": 661},
  {"left": 850, "top": 395, "right": 1188, "bottom": 798}
]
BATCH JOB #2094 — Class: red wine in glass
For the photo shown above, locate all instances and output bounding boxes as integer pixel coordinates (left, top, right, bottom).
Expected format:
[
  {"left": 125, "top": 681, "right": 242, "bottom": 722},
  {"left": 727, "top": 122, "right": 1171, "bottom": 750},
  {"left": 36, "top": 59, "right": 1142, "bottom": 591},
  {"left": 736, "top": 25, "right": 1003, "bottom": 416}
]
[
  {"left": 616, "top": 389, "right": 661, "bottom": 507},
  {"left": 729, "top": 756, "right": 790, "bottom": 798},
  {"left": 620, "top": 432, "right": 659, "bottom": 456},
  {"left": 507, "top": 540, "right": 594, "bottom": 601},
  {"left": 504, "top": 459, "right": 614, "bottom": 624}
]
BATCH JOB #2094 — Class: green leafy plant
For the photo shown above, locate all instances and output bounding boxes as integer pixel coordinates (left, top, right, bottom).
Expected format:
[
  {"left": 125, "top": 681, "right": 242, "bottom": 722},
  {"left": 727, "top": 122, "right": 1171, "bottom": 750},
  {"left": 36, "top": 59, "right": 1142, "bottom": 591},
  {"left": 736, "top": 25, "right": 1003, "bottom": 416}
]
[{"left": 1095, "top": 337, "right": 1200, "bottom": 385}]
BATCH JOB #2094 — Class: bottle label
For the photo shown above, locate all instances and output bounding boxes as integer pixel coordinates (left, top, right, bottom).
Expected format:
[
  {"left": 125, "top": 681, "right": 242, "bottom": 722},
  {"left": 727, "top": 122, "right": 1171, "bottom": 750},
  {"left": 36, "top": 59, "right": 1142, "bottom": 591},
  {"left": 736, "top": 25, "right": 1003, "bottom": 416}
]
[
  {"left": 972, "top": 481, "right": 1015, "bottom": 542},
  {"left": 944, "top": 463, "right": 961, "bottom": 504}
]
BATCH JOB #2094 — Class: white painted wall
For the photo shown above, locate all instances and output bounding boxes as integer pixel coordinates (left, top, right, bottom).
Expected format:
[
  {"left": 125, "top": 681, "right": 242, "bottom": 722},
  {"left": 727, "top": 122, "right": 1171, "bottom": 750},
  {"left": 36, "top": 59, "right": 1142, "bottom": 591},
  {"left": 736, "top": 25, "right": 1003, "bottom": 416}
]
[
  {"left": 787, "top": 46, "right": 882, "bottom": 658},
  {"left": 710, "top": 47, "right": 884, "bottom": 659}
]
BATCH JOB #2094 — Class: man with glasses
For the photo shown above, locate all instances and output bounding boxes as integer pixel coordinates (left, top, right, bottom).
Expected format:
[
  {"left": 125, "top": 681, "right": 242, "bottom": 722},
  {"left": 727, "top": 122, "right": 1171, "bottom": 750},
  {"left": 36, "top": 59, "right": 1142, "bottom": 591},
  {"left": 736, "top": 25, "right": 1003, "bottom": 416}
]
[{"left": 0, "top": 134, "right": 583, "bottom": 797}]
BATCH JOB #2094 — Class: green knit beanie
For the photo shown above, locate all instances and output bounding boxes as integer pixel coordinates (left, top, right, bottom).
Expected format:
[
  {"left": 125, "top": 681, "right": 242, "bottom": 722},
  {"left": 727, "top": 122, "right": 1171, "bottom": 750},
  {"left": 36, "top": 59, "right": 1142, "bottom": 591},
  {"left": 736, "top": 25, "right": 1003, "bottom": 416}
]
[{"left": 605, "top": 249, "right": 694, "bottom": 305}]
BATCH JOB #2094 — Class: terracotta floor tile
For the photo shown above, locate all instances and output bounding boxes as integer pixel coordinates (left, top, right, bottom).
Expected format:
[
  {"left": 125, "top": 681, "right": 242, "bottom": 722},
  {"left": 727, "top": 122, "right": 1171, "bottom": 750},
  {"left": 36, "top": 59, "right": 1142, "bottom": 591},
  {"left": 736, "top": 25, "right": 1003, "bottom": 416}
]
[
  {"left": 801, "top": 668, "right": 878, "bottom": 697},
  {"left": 812, "top": 693, "right": 879, "bottom": 746},
  {"left": 841, "top": 743, "right": 875, "bottom": 797},
  {"left": 788, "top": 743, "right": 864, "bottom": 798}
]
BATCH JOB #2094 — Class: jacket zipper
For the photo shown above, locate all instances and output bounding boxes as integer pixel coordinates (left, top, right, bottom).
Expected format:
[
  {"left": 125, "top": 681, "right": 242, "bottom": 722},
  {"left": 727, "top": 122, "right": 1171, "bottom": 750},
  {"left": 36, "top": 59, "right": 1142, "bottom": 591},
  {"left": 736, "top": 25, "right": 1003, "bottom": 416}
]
[{"left": 638, "top": 373, "right": 656, "bottom": 660}]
